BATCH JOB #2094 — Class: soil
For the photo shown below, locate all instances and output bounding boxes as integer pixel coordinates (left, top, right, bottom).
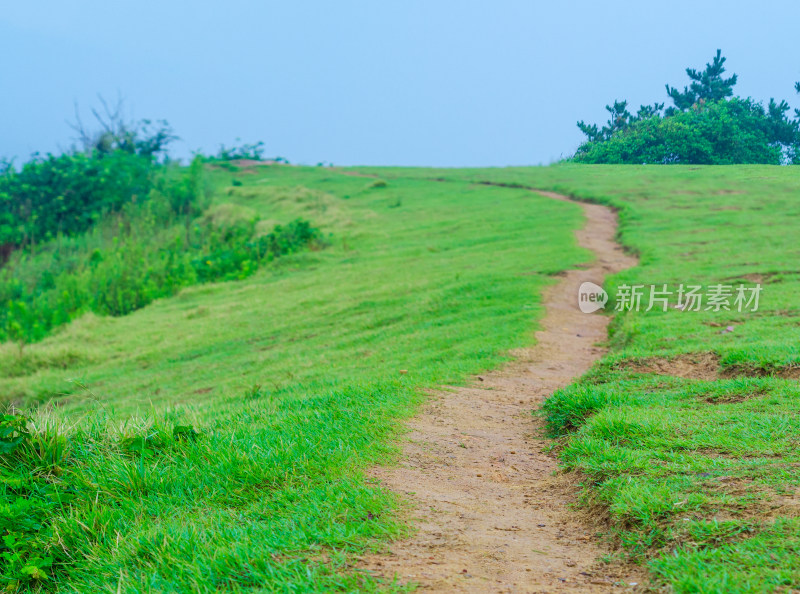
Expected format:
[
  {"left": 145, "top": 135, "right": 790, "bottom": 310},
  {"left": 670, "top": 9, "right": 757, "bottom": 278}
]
[
  {"left": 618, "top": 353, "right": 800, "bottom": 381},
  {"left": 359, "top": 192, "right": 641, "bottom": 592},
  {"left": 618, "top": 352, "right": 721, "bottom": 381}
]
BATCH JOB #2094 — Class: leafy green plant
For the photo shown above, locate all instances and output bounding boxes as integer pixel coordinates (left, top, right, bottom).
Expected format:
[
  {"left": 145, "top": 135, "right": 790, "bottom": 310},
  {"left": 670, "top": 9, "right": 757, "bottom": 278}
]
[
  {"left": 0, "top": 150, "right": 156, "bottom": 251},
  {"left": 574, "top": 50, "right": 800, "bottom": 164},
  {"left": 0, "top": 414, "right": 29, "bottom": 454},
  {"left": 213, "top": 140, "right": 265, "bottom": 161},
  {"left": 0, "top": 138, "right": 323, "bottom": 344},
  {"left": 0, "top": 207, "right": 322, "bottom": 341},
  {"left": 0, "top": 414, "right": 58, "bottom": 589}
]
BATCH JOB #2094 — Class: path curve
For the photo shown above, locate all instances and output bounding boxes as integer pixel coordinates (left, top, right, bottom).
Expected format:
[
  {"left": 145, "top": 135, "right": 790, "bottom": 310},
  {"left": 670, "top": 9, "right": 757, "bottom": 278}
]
[{"left": 360, "top": 191, "right": 639, "bottom": 592}]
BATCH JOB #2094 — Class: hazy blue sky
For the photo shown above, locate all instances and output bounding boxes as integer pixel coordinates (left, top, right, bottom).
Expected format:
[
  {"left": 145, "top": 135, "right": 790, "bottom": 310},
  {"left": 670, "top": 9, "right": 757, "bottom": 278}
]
[{"left": 2, "top": 1, "right": 799, "bottom": 166}]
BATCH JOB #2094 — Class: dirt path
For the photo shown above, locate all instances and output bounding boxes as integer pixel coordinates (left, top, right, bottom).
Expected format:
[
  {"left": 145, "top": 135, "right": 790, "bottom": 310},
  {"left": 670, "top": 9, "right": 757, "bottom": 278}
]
[{"left": 360, "top": 192, "right": 639, "bottom": 592}]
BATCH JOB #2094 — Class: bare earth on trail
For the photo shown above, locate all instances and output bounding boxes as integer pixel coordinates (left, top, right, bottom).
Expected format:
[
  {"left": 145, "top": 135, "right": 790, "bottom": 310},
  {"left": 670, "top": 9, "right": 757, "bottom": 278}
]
[{"left": 360, "top": 192, "right": 639, "bottom": 592}]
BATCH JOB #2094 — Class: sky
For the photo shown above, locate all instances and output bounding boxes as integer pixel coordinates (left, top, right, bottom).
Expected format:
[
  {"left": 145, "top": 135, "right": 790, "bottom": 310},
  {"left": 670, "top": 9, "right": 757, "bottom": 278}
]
[{"left": 2, "top": 1, "right": 799, "bottom": 167}]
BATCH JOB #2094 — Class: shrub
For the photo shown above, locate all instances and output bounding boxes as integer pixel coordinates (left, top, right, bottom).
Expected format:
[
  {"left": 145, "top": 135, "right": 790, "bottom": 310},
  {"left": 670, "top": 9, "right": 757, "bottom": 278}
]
[
  {"left": 0, "top": 207, "right": 322, "bottom": 342},
  {"left": 0, "top": 115, "right": 322, "bottom": 346},
  {"left": 0, "top": 110, "right": 176, "bottom": 258},
  {"left": 575, "top": 99, "right": 796, "bottom": 165},
  {"left": 213, "top": 141, "right": 265, "bottom": 162},
  {"left": 574, "top": 51, "right": 800, "bottom": 164},
  {"left": 0, "top": 151, "right": 156, "bottom": 252}
]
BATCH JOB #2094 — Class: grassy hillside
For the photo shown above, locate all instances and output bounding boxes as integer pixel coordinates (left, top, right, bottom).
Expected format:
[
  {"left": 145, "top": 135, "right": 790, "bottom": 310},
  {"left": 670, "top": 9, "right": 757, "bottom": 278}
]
[
  {"left": 1, "top": 165, "right": 587, "bottom": 592},
  {"left": 7, "top": 162, "right": 800, "bottom": 592},
  {"left": 380, "top": 164, "right": 800, "bottom": 592}
]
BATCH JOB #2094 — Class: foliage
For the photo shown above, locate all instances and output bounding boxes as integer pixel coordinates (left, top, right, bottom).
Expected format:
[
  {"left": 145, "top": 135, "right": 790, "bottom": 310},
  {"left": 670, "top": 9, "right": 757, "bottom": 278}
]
[
  {"left": 0, "top": 182, "right": 322, "bottom": 343},
  {"left": 0, "top": 101, "right": 177, "bottom": 259},
  {"left": 0, "top": 150, "right": 156, "bottom": 252},
  {"left": 214, "top": 140, "right": 266, "bottom": 161},
  {"left": 204, "top": 140, "right": 289, "bottom": 165},
  {"left": 574, "top": 50, "right": 800, "bottom": 164},
  {"left": 191, "top": 219, "right": 320, "bottom": 283},
  {"left": 576, "top": 98, "right": 799, "bottom": 164},
  {"left": 665, "top": 49, "right": 737, "bottom": 112},
  {"left": 577, "top": 100, "right": 663, "bottom": 143},
  {"left": 0, "top": 122, "right": 320, "bottom": 346},
  {"left": 69, "top": 96, "right": 176, "bottom": 160}
]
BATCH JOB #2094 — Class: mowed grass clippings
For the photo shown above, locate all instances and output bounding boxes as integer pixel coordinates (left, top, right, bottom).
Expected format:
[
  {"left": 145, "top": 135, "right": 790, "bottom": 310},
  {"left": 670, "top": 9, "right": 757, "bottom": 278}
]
[
  {"left": 1, "top": 166, "right": 587, "bottom": 592},
  {"left": 373, "top": 164, "right": 800, "bottom": 593}
]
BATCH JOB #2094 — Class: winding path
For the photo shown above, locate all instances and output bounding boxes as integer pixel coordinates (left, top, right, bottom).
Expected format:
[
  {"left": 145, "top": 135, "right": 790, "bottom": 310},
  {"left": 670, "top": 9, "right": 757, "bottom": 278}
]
[{"left": 361, "top": 192, "right": 639, "bottom": 592}]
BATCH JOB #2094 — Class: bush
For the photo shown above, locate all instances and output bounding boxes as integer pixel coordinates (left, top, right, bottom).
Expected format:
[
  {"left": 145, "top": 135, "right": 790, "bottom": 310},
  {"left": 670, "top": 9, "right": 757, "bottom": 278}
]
[
  {"left": 212, "top": 141, "right": 265, "bottom": 162},
  {"left": 0, "top": 116, "right": 322, "bottom": 346},
  {"left": 0, "top": 151, "right": 155, "bottom": 252},
  {"left": 0, "top": 156, "right": 323, "bottom": 343},
  {"left": 574, "top": 99, "right": 798, "bottom": 165},
  {"left": 0, "top": 111, "right": 176, "bottom": 257},
  {"left": 0, "top": 205, "right": 322, "bottom": 342},
  {"left": 573, "top": 51, "right": 800, "bottom": 164}
]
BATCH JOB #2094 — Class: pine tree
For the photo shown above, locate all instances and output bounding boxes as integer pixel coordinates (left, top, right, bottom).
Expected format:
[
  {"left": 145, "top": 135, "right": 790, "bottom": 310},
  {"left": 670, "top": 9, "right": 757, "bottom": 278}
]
[
  {"left": 636, "top": 103, "right": 665, "bottom": 119},
  {"left": 576, "top": 120, "right": 602, "bottom": 142},
  {"left": 796, "top": 82, "right": 800, "bottom": 120},
  {"left": 665, "top": 49, "right": 737, "bottom": 110},
  {"left": 573, "top": 52, "right": 800, "bottom": 164},
  {"left": 577, "top": 100, "right": 634, "bottom": 142},
  {"left": 604, "top": 100, "right": 632, "bottom": 135}
]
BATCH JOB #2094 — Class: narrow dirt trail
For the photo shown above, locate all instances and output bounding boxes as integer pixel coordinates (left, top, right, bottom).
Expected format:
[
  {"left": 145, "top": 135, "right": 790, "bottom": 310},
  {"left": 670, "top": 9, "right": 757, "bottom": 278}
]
[{"left": 361, "top": 192, "right": 639, "bottom": 592}]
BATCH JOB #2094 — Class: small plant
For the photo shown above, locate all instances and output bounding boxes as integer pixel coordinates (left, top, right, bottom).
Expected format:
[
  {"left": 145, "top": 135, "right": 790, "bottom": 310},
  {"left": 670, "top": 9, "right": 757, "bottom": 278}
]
[
  {"left": 172, "top": 425, "right": 201, "bottom": 441},
  {"left": 0, "top": 414, "right": 29, "bottom": 454},
  {"left": 214, "top": 140, "right": 265, "bottom": 161},
  {"left": 0, "top": 414, "right": 59, "bottom": 588},
  {"left": 244, "top": 384, "right": 264, "bottom": 400}
]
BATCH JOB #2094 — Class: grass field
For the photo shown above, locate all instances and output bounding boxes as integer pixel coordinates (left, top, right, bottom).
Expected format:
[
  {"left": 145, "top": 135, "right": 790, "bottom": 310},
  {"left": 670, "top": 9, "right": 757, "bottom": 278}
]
[
  {"left": 5, "top": 163, "right": 800, "bottom": 592},
  {"left": 379, "top": 164, "right": 800, "bottom": 592},
  {"left": 2, "top": 166, "right": 588, "bottom": 592}
]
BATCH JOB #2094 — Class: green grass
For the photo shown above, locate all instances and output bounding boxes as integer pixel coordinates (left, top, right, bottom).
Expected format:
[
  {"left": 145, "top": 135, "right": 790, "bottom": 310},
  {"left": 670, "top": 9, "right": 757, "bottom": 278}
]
[
  {"left": 1, "top": 165, "right": 587, "bottom": 592},
  {"left": 8, "top": 162, "right": 800, "bottom": 592},
  {"left": 375, "top": 164, "right": 800, "bottom": 593}
]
